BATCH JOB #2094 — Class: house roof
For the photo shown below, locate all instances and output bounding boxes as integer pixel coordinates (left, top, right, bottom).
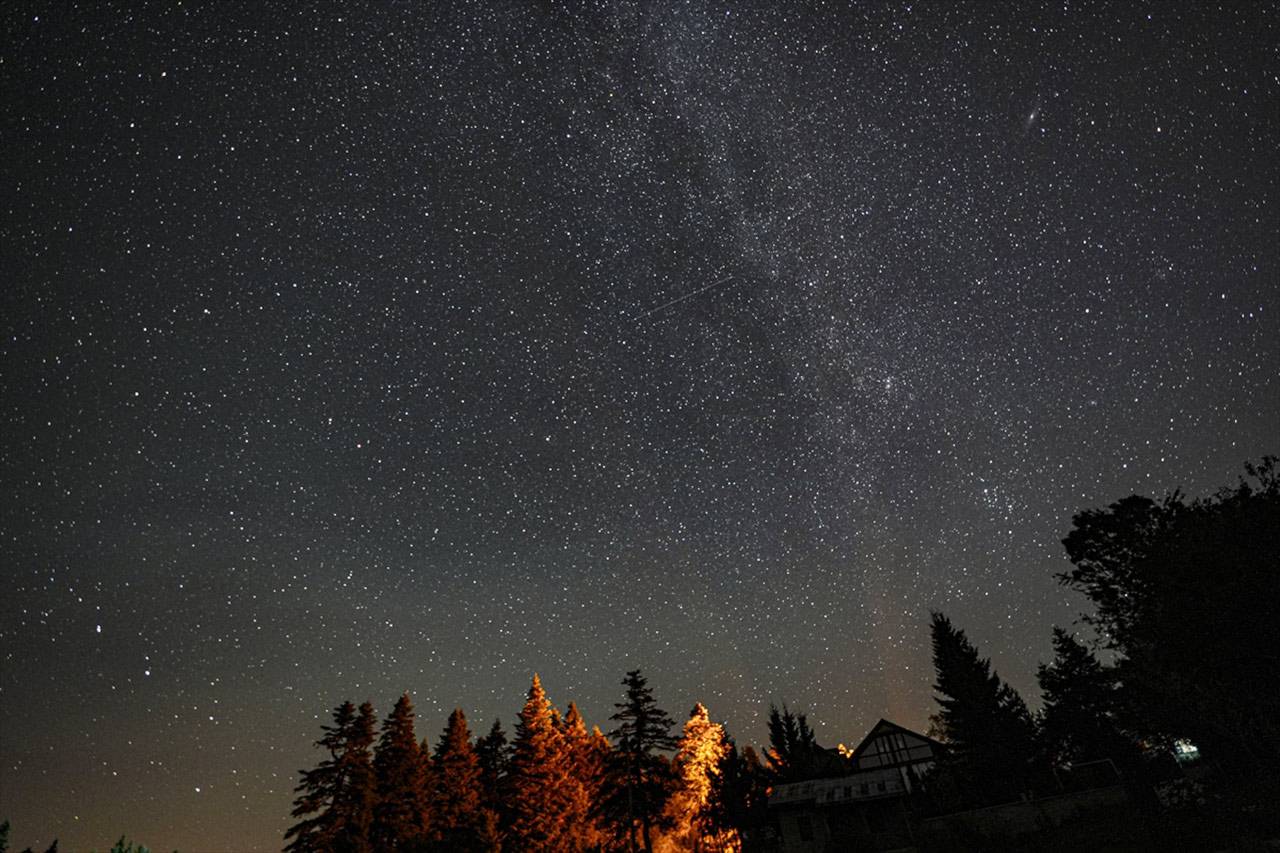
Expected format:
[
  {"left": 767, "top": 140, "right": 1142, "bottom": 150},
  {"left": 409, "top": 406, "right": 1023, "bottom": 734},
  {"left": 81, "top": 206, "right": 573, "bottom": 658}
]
[{"left": 847, "top": 718, "right": 946, "bottom": 767}]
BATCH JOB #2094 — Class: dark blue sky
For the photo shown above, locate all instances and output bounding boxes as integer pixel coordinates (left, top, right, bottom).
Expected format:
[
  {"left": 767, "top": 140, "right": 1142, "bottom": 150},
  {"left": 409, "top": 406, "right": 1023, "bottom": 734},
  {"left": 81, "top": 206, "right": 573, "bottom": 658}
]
[{"left": 3, "top": 2, "right": 1276, "bottom": 850}]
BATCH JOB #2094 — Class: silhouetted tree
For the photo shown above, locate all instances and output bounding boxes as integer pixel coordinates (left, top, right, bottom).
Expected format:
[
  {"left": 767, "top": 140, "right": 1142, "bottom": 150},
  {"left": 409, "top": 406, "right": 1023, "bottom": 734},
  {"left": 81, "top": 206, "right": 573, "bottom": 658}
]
[
  {"left": 706, "top": 742, "right": 768, "bottom": 848},
  {"left": 428, "top": 708, "right": 496, "bottom": 851},
  {"left": 474, "top": 718, "right": 510, "bottom": 811},
  {"left": 930, "top": 612, "right": 1038, "bottom": 804},
  {"left": 106, "top": 841, "right": 150, "bottom": 853},
  {"left": 508, "top": 674, "right": 574, "bottom": 850},
  {"left": 285, "top": 700, "right": 377, "bottom": 853},
  {"left": 1060, "top": 457, "right": 1280, "bottom": 770},
  {"left": 609, "top": 669, "right": 678, "bottom": 853},
  {"left": 1038, "top": 628, "right": 1142, "bottom": 772},
  {"left": 372, "top": 694, "right": 429, "bottom": 849},
  {"left": 764, "top": 704, "right": 820, "bottom": 782}
]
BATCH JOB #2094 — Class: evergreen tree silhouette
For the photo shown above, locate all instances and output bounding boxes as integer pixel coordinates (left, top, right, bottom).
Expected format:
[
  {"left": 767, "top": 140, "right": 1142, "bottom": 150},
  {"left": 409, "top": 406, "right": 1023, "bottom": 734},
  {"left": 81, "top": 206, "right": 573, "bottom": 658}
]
[
  {"left": 431, "top": 708, "right": 496, "bottom": 851},
  {"left": 1038, "top": 627, "right": 1141, "bottom": 771},
  {"left": 930, "top": 612, "right": 1038, "bottom": 805},
  {"left": 474, "top": 717, "right": 511, "bottom": 810},
  {"left": 609, "top": 669, "right": 677, "bottom": 853},
  {"left": 507, "top": 674, "right": 573, "bottom": 850},
  {"left": 708, "top": 742, "right": 769, "bottom": 845},
  {"left": 372, "top": 693, "right": 428, "bottom": 849},
  {"left": 285, "top": 700, "right": 377, "bottom": 853},
  {"left": 764, "top": 703, "right": 819, "bottom": 782}
]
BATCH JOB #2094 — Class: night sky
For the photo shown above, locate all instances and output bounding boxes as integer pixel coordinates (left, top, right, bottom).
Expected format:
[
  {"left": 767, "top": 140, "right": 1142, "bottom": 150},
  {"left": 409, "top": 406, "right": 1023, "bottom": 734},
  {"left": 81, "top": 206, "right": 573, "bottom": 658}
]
[{"left": 2, "top": 2, "right": 1277, "bottom": 850}]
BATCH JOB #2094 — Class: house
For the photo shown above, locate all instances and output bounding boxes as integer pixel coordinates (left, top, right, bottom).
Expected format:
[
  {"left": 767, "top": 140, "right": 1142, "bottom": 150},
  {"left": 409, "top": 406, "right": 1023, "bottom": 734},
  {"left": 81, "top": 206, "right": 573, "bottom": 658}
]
[
  {"left": 844, "top": 718, "right": 944, "bottom": 791},
  {"left": 769, "top": 719, "right": 945, "bottom": 852}
]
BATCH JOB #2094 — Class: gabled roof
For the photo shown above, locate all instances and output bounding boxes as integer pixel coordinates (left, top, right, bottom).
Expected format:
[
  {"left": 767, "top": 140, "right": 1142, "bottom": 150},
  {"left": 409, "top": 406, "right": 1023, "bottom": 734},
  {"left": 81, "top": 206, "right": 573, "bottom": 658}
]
[{"left": 847, "top": 718, "right": 946, "bottom": 768}]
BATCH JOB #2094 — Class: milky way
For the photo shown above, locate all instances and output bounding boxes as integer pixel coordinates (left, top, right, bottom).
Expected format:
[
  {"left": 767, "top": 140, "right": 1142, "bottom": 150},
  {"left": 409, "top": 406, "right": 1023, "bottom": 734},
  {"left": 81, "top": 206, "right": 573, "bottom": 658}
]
[{"left": 2, "top": 3, "right": 1277, "bottom": 850}]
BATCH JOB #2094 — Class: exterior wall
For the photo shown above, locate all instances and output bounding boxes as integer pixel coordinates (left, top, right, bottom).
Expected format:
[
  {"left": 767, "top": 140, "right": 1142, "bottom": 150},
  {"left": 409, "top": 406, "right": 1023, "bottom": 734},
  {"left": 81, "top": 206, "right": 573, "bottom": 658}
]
[
  {"left": 918, "top": 784, "right": 1129, "bottom": 842},
  {"left": 857, "top": 728, "right": 937, "bottom": 769},
  {"left": 776, "top": 798, "right": 915, "bottom": 853},
  {"left": 771, "top": 767, "right": 905, "bottom": 808}
]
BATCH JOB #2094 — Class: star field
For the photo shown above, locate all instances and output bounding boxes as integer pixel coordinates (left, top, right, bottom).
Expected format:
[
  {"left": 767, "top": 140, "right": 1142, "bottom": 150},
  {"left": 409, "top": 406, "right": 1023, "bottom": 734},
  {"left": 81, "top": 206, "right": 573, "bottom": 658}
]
[{"left": 2, "top": 3, "right": 1277, "bottom": 850}]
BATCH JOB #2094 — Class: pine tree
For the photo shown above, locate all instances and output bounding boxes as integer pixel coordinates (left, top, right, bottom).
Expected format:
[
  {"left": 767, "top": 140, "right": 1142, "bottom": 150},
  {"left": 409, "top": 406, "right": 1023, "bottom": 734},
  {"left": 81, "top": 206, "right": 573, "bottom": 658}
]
[
  {"left": 508, "top": 674, "right": 574, "bottom": 850},
  {"left": 285, "top": 700, "right": 377, "bottom": 853},
  {"left": 660, "top": 703, "right": 740, "bottom": 853},
  {"left": 418, "top": 734, "right": 436, "bottom": 843},
  {"left": 764, "top": 704, "right": 819, "bottom": 782},
  {"left": 431, "top": 708, "right": 496, "bottom": 851},
  {"left": 561, "top": 702, "right": 609, "bottom": 850},
  {"left": 609, "top": 669, "right": 678, "bottom": 853},
  {"left": 1038, "top": 627, "right": 1140, "bottom": 769},
  {"left": 707, "top": 744, "right": 767, "bottom": 848},
  {"left": 475, "top": 717, "right": 511, "bottom": 810},
  {"left": 372, "top": 693, "right": 429, "bottom": 849},
  {"left": 930, "top": 612, "right": 1038, "bottom": 805}
]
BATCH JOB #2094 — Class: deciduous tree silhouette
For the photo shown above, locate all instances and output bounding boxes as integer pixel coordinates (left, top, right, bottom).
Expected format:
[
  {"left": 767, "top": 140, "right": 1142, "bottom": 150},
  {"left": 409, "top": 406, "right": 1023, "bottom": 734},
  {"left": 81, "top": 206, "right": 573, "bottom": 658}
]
[{"left": 1061, "top": 457, "right": 1280, "bottom": 769}]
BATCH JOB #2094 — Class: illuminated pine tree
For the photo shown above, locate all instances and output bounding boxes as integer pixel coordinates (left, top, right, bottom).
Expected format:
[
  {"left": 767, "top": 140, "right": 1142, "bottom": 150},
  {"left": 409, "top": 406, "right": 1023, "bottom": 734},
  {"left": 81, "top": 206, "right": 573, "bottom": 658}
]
[
  {"left": 372, "top": 693, "right": 429, "bottom": 849},
  {"left": 285, "top": 700, "right": 377, "bottom": 853},
  {"left": 508, "top": 674, "right": 573, "bottom": 850},
  {"left": 659, "top": 704, "right": 740, "bottom": 853},
  {"left": 561, "top": 702, "right": 610, "bottom": 850}
]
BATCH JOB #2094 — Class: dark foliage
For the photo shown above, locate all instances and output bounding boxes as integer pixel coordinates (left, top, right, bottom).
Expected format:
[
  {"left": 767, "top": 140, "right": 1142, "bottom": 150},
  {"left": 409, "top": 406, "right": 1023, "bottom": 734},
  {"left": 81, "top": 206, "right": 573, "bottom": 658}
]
[
  {"left": 764, "top": 704, "right": 823, "bottom": 782},
  {"left": 285, "top": 700, "right": 377, "bottom": 853},
  {"left": 371, "top": 694, "right": 429, "bottom": 850},
  {"left": 1037, "top": 627, "right": 1143, "bottom": 772},
  {"left": 429, "top": 708, "right": 495, "bottom": 851},
  {"left": 930, "top": 612, "right": 1039, "bottom": 805},
  {"left": 473, "top": 717, "right": 510, "bottom": 811},
  {"left": 608, "top": 669, "right": 678, "bottom": 853},
  {"left": 707, "top": 741, "right": 770, "bottom": 845},
  {"left": 1060, "top": 457, "right": 1280, "bottom": 770}
]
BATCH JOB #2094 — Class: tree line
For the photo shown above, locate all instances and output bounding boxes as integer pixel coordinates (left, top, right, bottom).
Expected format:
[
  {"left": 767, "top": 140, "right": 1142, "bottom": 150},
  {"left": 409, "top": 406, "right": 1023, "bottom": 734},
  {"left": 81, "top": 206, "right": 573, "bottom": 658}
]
[
  {"left": 285, "top": 457, "right": 1279, "bottom": 850},
  {"left": 285, "top": 671, "right": 762, "bottom": 853}
]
